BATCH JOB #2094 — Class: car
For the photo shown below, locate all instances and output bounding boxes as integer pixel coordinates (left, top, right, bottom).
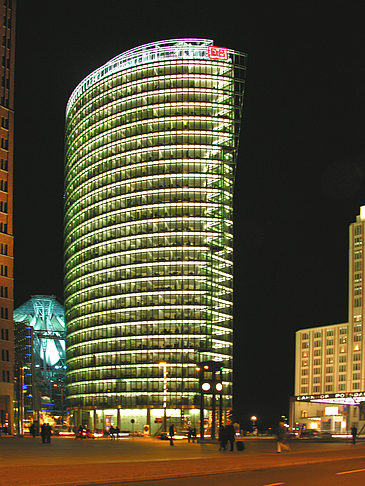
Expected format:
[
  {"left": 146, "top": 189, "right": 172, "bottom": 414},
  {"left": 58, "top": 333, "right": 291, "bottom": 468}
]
[{"left": 300, "top": 430, "right": 332, "bottom": 439}]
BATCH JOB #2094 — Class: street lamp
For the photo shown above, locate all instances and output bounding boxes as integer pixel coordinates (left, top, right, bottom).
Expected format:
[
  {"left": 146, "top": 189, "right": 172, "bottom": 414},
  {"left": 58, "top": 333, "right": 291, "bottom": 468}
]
[
  {"left": 251, "top": 415, "right": 257, "bottom": 435},
  {"left": 159, "top": 362, "right": 169, "bottom": 432}
]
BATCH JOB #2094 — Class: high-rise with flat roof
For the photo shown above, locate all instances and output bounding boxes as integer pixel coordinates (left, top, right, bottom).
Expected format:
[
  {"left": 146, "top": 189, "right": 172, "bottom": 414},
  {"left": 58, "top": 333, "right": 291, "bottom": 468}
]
[
  {"left": 64, "top": 39, "right": 246, "bottom": 433},
  {"left": 292, "top": 207, "right": 365, "bottom": 433},
  {"left": 0, "top": 0, "right": 14, "bottom": 434}
]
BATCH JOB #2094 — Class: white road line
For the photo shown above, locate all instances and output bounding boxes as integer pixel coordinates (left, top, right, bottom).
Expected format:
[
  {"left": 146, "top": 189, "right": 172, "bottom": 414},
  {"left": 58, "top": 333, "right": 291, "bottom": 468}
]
[{"left": 336, "top": 468, "right": 365, "bottom": 475}]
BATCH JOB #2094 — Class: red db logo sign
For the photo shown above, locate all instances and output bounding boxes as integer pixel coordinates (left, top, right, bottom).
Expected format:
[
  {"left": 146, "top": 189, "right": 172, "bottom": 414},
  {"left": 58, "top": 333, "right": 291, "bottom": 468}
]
[{"left": 208, "top": 46, "right": 229, "bottom": 60}]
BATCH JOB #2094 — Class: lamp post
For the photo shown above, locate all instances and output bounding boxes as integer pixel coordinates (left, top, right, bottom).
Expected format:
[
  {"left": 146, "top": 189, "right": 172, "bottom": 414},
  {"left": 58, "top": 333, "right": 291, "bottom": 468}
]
[
  {"left": 159, "top": 362, "right": 169, "bottom": 432},
  {"left": 251, "top": 415, "right": 257, "bottom": 435}
]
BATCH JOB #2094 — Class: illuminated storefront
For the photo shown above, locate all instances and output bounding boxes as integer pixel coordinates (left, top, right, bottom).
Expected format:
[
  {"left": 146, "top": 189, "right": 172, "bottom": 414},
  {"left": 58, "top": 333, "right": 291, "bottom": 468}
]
[{"left": 64, "top": 39, "right": 246, "bottom": 433}]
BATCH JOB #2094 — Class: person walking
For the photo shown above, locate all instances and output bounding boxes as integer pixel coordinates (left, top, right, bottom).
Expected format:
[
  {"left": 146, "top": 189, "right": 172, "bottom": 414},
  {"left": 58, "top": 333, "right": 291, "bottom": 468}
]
[
  {"left": 225, "top": 422, "right": 235, "bottom": 452},
  {"left": 109, "top": 425, "right": 115, "bottom": 440},
  {"left": 187, "top": 426, "right": 192, "bottom": 443},
  {"left": 351, "top": 424, "right": 358, "bottom": 445},
  {"left": 276, "top": 421, "right": 290, "bottom": 453},
  {"left": 169, "top": 424, "right": 175, "bottom": 446},
  {"left": 192, "top": 427, "right": 197, "bottom": 443},
  {"left": 115, "top": 426, "right": 120, "bottom": 439},
  {"left": 218, "top": 425, "right": 227, "bottom": 451}
]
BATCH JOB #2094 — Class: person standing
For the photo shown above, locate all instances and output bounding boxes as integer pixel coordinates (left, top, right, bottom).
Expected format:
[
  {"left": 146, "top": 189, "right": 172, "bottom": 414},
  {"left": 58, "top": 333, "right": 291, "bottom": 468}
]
[
  {"left": 351, "top": 424, "right": 358, "bottom": 445},
  {"left": 40, "top": 423, "right": 47, "bottom": 444},
  {"left": 45, "top": 424, "right": 52, "bottom": 443},
  {"left": 225, "top": 423, "right": 235, "bottom": 452},
  {"left": 29, "top": 423, "right": 36, "bottom": 438},
  {"left": 169, "top": 424, "right": 175, "bottom": 446},
  {"left": 218, "top": 425, "right": 227, "bottom": 451}
]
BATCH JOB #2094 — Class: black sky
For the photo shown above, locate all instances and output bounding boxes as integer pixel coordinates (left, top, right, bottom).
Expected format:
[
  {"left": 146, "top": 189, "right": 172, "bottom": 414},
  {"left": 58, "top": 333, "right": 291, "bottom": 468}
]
[{"left": 13, "top": 0, "right": 365, "bottom": 427}]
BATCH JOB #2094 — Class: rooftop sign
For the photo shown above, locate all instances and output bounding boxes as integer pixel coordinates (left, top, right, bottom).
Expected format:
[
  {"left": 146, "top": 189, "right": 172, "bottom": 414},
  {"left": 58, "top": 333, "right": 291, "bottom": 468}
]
[
  {"left": 66, "top": 39, "right": 234, "bottom": 117},
  {"left": 208, "top": 46, "right": 229, "bottom": 60}
]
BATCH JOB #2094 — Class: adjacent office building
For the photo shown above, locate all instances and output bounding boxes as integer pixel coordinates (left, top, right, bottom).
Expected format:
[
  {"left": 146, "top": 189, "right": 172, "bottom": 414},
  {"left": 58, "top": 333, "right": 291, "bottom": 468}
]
[
  {"left": 292, "top": 207, "right": 365, "bottom": 433},
  {"left": 0, "top": 0, "right": 15, "bottom": 434},
  {"left": 64, "top": 39, "right": 246, "bottom": 432},
  {"left": 13, "top": 295, "right": 66, "bottom": 433}
]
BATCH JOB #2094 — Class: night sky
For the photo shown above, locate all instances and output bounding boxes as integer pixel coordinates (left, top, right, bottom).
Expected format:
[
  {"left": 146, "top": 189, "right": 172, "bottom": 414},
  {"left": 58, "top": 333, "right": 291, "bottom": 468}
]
[{"left": 13, "top": 1, "right": 365, "bottom": 427}]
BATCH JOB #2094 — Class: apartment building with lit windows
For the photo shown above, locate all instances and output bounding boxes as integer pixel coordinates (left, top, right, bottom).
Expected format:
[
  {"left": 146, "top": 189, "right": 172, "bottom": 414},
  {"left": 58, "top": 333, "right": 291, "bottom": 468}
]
[
  {"left": 292, "top": 207, "right": 365, "bottom": 434},
  {"left": 64, "top": 39, "right": 246, "bottom": 433},
  {"left": 0, "top": 0, "right": 14, "bottom": 434}
]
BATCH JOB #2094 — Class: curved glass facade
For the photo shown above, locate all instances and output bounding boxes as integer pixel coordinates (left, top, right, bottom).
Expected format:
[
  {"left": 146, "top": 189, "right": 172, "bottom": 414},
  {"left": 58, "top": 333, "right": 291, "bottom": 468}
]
[{"left": 65, "top": 39, "right": 246, "bottom": 423}]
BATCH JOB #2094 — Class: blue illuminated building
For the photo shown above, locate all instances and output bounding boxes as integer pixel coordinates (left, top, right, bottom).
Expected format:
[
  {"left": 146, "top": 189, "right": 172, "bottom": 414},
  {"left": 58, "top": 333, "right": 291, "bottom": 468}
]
[{"left": 14, "top": 295, "right": 66, "bottom": 430}]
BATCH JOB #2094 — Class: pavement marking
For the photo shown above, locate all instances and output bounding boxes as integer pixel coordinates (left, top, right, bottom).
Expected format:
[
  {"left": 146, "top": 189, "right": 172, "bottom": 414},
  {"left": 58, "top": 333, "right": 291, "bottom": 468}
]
[
  {"left": 263, "top": 483, "right": 285, "bottom": 486},
  {"left": 336, "top": 468, "right": 365, "bottom": 475}
]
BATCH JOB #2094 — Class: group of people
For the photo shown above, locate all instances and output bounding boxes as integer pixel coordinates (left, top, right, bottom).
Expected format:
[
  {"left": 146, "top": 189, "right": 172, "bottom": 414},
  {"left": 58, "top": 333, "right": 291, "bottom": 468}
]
[
  {"left": 40, "top": 423, "right": 52, "bottom": 443},
  {"left": 218, "top": 423, "right": 236, "bottom": 451},
  {"left": 109, "top": 425, "right": 121, "bottom": 439}
]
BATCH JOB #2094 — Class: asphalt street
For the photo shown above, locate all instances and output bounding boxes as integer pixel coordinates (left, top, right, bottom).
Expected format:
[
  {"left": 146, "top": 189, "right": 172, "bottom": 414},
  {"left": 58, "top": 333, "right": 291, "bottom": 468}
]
[
  {"left": 1, "top": 436, "right": 365, "bottom": 485},
  {"left": 118, "top": 457, "right": 365, "bottom": 486}
]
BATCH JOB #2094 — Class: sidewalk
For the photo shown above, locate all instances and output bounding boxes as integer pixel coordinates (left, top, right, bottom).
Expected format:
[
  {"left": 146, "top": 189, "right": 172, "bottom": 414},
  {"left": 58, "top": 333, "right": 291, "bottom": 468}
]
[{"left": 1, "top": 437, "right": 365, "bottom": 485}]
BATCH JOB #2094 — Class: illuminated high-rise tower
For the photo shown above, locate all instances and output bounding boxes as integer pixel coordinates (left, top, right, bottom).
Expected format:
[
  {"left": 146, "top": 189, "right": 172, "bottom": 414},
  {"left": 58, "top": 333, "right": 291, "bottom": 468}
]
[
  {"left": 0, "top": 0, "right": 15, "bottom": 434},
  {"left": 65, "top": 39, "right": 246, "bottom": 433}
]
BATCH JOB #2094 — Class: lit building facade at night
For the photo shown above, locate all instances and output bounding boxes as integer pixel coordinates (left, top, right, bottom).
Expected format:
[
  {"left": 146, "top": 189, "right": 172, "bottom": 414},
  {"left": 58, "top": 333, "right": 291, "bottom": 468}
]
[
  {"left": 64, "top": 39, "right": 246, "bottom": 433},
  {"left": 292, "top": 207, "right": 365, "bottom": 435}
]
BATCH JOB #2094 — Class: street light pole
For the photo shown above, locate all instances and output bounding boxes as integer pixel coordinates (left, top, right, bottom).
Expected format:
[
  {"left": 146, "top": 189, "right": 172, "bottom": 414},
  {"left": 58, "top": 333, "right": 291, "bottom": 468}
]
[
  {"left": 159, "top": 362, "right": 168, "bottom": 432},
  {"left": 251, "top": 415, "right": 257, "bottom": 435}
]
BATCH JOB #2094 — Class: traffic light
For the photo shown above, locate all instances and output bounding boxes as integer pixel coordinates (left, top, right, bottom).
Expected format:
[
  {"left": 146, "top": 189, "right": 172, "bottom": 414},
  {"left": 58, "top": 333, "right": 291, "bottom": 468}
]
[{"left": 198, "top": 361, "right": 223, "bottom": 394}]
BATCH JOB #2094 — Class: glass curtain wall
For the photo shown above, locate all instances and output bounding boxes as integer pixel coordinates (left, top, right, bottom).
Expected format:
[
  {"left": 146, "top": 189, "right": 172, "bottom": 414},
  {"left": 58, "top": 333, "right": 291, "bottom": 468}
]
[{"left": 64, "top": 39, "right": 246, "bottom": 415}]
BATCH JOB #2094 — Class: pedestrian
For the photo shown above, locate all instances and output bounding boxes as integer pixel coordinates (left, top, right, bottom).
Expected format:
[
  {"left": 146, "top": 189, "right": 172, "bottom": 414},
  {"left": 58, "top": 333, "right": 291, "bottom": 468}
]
[
  {"left": 29, "top": 423, "right": 36, "bottom": 438},
  {"left": 351, "top": 424, "right": 358, "bottom": 445},
  {"left": 192, "top": 427, "right": 197, "bottom": 443},
  {"left": 276, "top": 421, "right": 290, "bottom": 453},
  {"left": 109, "top": 425, "right": 115, "bottom": 440},
  {"left": 40, "top": 423, "right": 47, "bottom": 444},
  {"left": 45, "top": 424, "right": 52, "bottom": 443},
  {"left": 225, "top": 422, "right": 235, "bottom": 451},
  {"left": 169, "top": 424, "right": 175, "bottom": 446},
  {"left": 115, "top": 426, "right": 120, "bottom": 439},
  {"left": 187, "top": 426, "right": 192, "bottom": 443},
  {"left": 218, "top": 425, "right": 227, "bottom": 451}
]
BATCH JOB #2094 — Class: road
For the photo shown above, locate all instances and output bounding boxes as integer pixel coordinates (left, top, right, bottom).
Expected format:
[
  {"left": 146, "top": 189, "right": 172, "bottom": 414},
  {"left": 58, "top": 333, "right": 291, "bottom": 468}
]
[
  {"left": 120, "top": 457, "right": 365, "bottom": 485},
  {"left": 1, "top": 436, "right": 365, "bottom": 485}
]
